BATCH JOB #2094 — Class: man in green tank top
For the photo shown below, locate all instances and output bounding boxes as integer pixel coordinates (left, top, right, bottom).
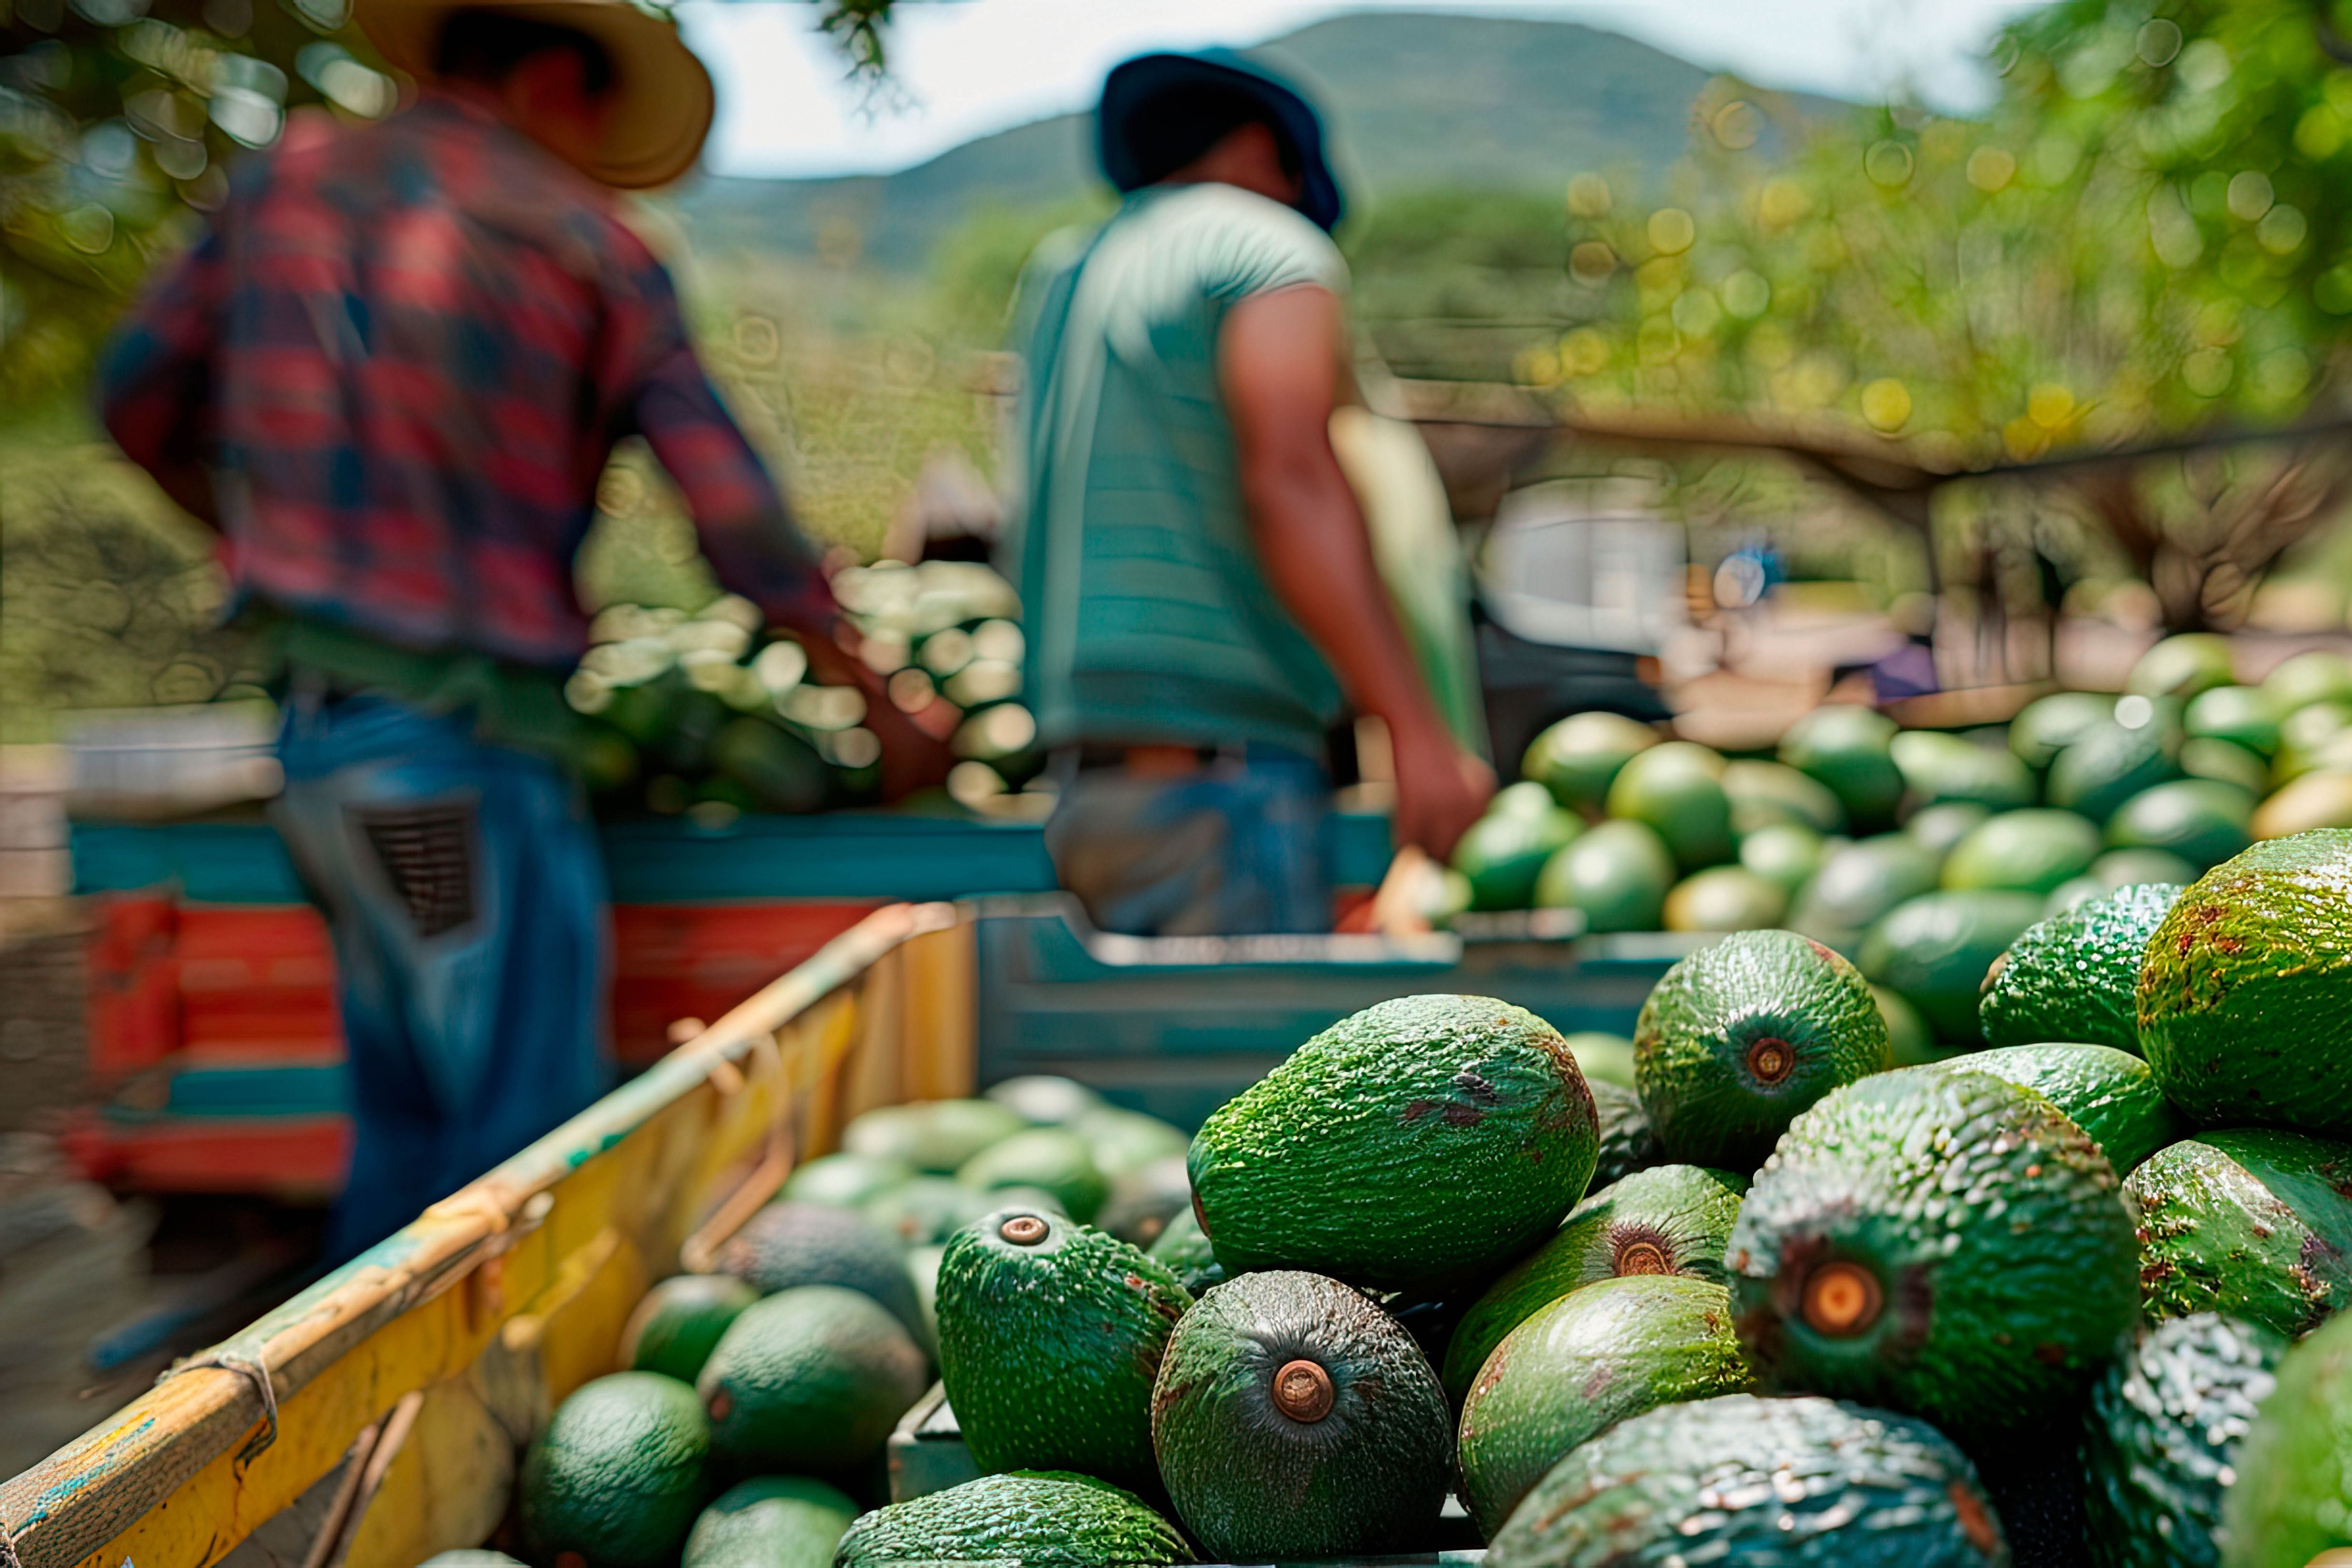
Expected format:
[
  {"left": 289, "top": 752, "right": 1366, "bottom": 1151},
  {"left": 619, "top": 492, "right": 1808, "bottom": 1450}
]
[{"left": 1011, "top": 50, "right": 1493, "bottom": 936}]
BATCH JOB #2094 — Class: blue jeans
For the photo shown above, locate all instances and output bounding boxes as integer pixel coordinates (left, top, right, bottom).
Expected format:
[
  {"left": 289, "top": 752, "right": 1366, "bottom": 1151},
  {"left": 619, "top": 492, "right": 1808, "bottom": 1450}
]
[
  {"left": 272, "top": 694, "right": 610, "bottom": 1262},
  {"left": 1043, "top": 749, "right": 1332, "bottom": 936}
]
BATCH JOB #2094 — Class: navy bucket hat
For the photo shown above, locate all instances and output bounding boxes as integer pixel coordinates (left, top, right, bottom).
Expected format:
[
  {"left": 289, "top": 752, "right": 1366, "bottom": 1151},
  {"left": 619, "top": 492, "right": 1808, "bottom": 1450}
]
[{"left": 1096, "top": 48, "right": 1345, "bottom": 233}]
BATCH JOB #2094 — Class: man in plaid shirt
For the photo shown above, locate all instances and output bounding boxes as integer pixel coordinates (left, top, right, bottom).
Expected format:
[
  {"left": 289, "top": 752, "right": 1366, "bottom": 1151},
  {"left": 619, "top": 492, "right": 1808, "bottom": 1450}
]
[{"left": 98, "top": 0, "right": 895, "bottom": 1257}]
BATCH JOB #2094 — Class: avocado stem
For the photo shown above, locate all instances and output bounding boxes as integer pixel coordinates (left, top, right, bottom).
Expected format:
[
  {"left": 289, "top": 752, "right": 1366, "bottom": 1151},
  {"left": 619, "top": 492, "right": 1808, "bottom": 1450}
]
[
  {"left": 999, "top": 1214, "right": 1049, "bottom": 1246},
  {"left": 1746, "top": 1036, "right": 1797, "bottom": 1085},
  {"left": 1271, "top": 1359, "right": 1335, "bottom": 1423},
  {"left": 1615, "top": 1240, "right": 1671, "bottom": 1276},
  {"left": 1801, "top": 1260, "right": 1884, "bottom": 1336}
]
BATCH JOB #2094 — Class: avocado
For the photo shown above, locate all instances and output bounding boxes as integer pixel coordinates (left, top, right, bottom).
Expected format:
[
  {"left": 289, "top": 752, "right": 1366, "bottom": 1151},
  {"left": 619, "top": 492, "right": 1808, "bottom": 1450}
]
[
  {"left": 1727, "top": 1066, "right": 2139, "bottom": 1442},
  {"left": 1095, "top": 1154, "right": 1191, "bottom": 1248},
  {"left": 1722, "top": 759, "right": 1847, "bottom": 835},
  {"left": 1072, "top": 1105, "right": 1193, "bottom": 1180},
  {"left": 2092, "top": 845, "right": 2200, "bottom": 889},
  {"left": 1945, "top": 1043, "right": 2182, "bottom": 1175},
  {"left": 983, "top": 1074, "right": 1104, "bottom": 1126},
  {"left": 1907, "top": 799, "right": 1992, "bottom": 859},
  {"left": 620, "top": 1275, "right": 759, "bottom": 1386},
  {"left": 2137, "top": 830, "right": 2352, "bottom": 1134},
  {"left": 520, "top": 1372, "right": 713, "bottom": 1568},
  {"left": 2261, "top": 648, "right": 2352, "bottom": 714},
  {"left": 1787, "top": 832, "right": 1942, "bottom": 947},
  {"left": 860, "top": 1176, "right": 996, "bottom": 1246},
  {"left": 1780, "top": 704, "right": 1905, "bottom": 830},
  {"left": 714, "top": 1202, "right": 923, "bottom": 1339},
  {"left": 2124, "top": 1128, "right": 2352, "bottom": 1337},
  {"left": 1149, "top": 1269, "right": 1450, "bottom": 1560},
  {"left": 2128, "top": 633, "right": 2236, "bottom": 702},
  {"left": 2081, "top": 1312, "right": 2285, "bottom": 1568},
  {"left": 1874, "top": 983, "right": 1943, "bottom": 1066},
  {"left": 2049, "top": 704, "right": 2183, "bottom": 823},
  {"left": 2275, "top": 700, "right": 2352, "bottom": 781},
  {"left": 2185, "top": 685, "right": 2281, "bottom": 757},
  {"left": 2105, "top": 779, "right": 2256, "bottom": 871},
  {"left": 836, "top": 1472, "right": 1192, "bottom": 1568},
  {"left": 2181, "top": 735, "right": 2272, "bottom": 796},
  {"left": 1532, "top": 818, "right": 1677, "bottom": 932},
  {"left": 842, "top": 1098, "right": 1026, "bottom": 1173},
  {"left": 1859, "top": 888, "right": 2045, "bottom": 1040},
  {"left": 1606, "top": 741, "right": 1734, "bottom": 872},
  {"left": 2217, "top": 1306, "right": 2352, "bottom": 1567},
  {"left": 1562, "top": 1030, "right": 1636, "bottom": 1089},
  {"left": 1457, "top": 1275, "right": 1752, "bottom": 1536},
  {"left": 2012, "top": 690, "right": 2118, "bottom": 770},
  {"left": 696, "top": 1284, "right": 927, "bottom": 1472},
  {"left": 1661, "top": 866, "right": 1787, "bottom": 931},
  {"left": 776, "top": 1152, "right": 913, "bottom": 1210},
  {"left": 682, "top": 1477, "right": 857, "bottom": 1568},
  {"left": 1144, "top": 1206, "right": 1226, "bottom": 1296},
  {"left": 1480, "top": 1393, "right": 2007, "bottom": 1565},
  {"left": 1452, "top": 782, "right": 1585, "bottom": 910},
  {"left": 1635, "top": 929, "right": 1890, "bottom": 1169},
  {"left": 1521, "top": 710, "right": 1658, "bottom": 816},
  {"left": 1739, "top": 820, "right": 1825, "bottom": 897},
  {"left": 1892, "top": 729, "right": 2036, "bottom": 812},
  {"left": 1587, "top": 1079, "right": 1667, "bottom": 1187},
  {"left": 955, "top": 1128, "right": 1108, "bottom": 1223},
  {"left": 905, "top": 1242, "right": 944, "bottom": 1347},
  {"left": 1189, "top": 994, "right": 1599, "bottom": 1292},
  {"left": 935, "top": 1207, "right": 1190, "bottom": 1492},
  {"left": 1940, "top": 808, "right": 2103, "bottom": 896},
  {"left": 1977, "top": 883, "right": 2184, "bottom": 1053},
  {"left": 2252, "top": 769, "right": 2352, "bottom": 839},
  {"left": 1443, "top": 1163, "right": 1747, "bottom": 1401}
]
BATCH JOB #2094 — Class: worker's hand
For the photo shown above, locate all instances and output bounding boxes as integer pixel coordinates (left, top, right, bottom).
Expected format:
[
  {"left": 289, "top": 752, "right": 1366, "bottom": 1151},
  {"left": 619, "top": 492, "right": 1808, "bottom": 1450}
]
[
  {"left": 791, "top": 621, "right": 954, "bottom": 801},
  {"left": 1389, "top": 721, "right": 1495, "bottom": 862}
]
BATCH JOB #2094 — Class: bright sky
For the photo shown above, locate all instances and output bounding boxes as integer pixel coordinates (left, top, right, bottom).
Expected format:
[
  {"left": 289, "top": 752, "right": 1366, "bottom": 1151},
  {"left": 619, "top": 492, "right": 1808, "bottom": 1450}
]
[{"left": 677, "top": 0, "right": 2054, "bottom": 179}]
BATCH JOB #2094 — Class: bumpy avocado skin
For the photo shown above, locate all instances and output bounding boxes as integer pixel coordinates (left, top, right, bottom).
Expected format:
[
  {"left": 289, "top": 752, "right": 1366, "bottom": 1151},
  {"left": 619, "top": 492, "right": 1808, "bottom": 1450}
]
[
  {"left": 1587, "top": 1079, "right": 1666, "bottom": 1187},
  {"left": 834, "top": 1471, "right": 1193, "bottom": 1568},
  {"left": 2082, "top": 1312, "right": 2284, "bottom": 1568},
  {"left": 1456, "top": 1274, "right": 1752, "bottom": 1536},
  {"left": 2124, "top": 1129, "right": 2352, "bottom": 1337},
  {"left": 1979, "top": 883, "right": 2185, "bottom": 1051},
  {"left": 1150, "top": 1270, "right": 1451, "bottom": 1561},
  {"left": 1727, "top": 1066, "right": 2138, "bottom": 1442},
  {"left": 2138, "top": 831, "right": 2352, "bottom": 1134},
  {"left": 1189, "top": 995, "right": 1599, "bottom": 1292},
  {"left": 935, "top": 1208, "right": 1191, "bottom": 1493},
  {"left": 2221, "top": 1310, "right": 2352, "bottom": 1568},
  {"left": 1634, "top": 930, "right": 1891, "bottom": 1171},
  {"left": 1442, "top": 1163, "right": 1747, "bottom": 1401},
  {"left": 1481, "top": 1393, "right": 2008, "bottom": 1566},
  {"left": 1947, "top": 1042, "right": 2183, "bottom": 1175}
]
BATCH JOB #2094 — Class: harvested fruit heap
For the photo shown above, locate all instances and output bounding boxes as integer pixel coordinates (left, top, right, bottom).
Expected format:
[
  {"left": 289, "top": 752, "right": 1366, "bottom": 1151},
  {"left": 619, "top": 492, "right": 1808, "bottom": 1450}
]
[{"left": 478, "top": 826, "right": 2352, "bottom": 1567}]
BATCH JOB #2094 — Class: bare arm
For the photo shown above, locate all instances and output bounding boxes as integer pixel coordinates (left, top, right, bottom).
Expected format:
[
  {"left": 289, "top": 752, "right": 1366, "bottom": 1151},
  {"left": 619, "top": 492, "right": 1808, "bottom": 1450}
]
[{"left": 1219, "top": 284, "right": 1492, "bottom": 855}]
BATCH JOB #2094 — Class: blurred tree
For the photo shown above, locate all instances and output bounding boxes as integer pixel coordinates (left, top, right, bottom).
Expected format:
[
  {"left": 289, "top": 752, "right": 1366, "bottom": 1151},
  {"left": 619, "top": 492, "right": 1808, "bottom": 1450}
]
[{"left": 1536, "top": 4, "right": 2352, "bottom": 632}]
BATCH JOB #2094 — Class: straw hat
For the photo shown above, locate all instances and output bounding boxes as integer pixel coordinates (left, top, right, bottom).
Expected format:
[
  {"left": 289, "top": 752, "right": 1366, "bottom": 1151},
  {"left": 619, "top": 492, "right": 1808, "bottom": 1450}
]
[{"left": 357, "top": 0, "right": 714, "bottom": 189}]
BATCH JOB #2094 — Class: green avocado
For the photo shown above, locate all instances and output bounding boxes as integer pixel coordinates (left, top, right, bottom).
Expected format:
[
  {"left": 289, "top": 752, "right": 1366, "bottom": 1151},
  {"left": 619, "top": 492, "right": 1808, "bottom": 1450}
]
[
  {"left": 1457, "top": 1275, "right": 1751, "bottom": 1537},
  {"left": 2261, "top": 648, "right": 2352, "bottom": 714},
  {"left": 776, "top": 1152, "right": 913, "bottom": 1210},
  {"left": 682, "top": 1477, "right": 857, "bottom": 1568},
  {"left": 1607, "top": 742, "right": 1734, "bottom": 872},
  {"left": 714, "top": 1202, "right": 923, "bottom": 1339},
  {"left": 956, "top": 1128, "right": 1108, "bottom": 1223},
  {"left": 1452, "top": 783, "right": 1585, "bottom": 910},
  {"left": 1521, "top": 710, "right": 1659, "bottom": 816},
  {"left": 2081, "top": 1312, "right": 2285, "bottom": 1568},
  {"left": 1443, "top": 1163, "right": 1747, "bottom": 1402},
  {"left": 1144, "top": 1206, "right": 1226, "bottom": 1297},
  {"left": 2011, "top": 689, "right": 2118, "bottom": 769},
  {"left": 1635, "top": 930, "right": 1890, "bottom": 1169},
  {"left": 1071, "top": 1105, "right": 1192, "bottom": 1180},
  {"left": 2128, "top": 633, "right": 2237, "bottom": 702},
  {"left": 520, "top": 1372, "right": 713, "bottom": 1568},
  {"left": 2218, "top": 1307, "right": 2352, "bottom": 1567},
  {"left": 842, "top": 1098, "right": 1026, "bottom": 1173},
  {"left": 1945, "top": 1043, "right": 2182, "bottom": 1175},
  {"left": 1480, "top": 1393, "right": 2008, "bottom": 1566},
  {"left": 2185, "top": 685, "right": 2280, "bottom": 757},
  {"left": 1738, "top": 820, "right": 1825, "bottom": 897},
  {"left": 2180, "top": 736, "right": 2272, "bottom": 796},
  {"left": 1940, "top": 808, "right": 2103, "bottom": 896},
  {"left": 1891, "top": 729, "right": 2036, "bottom": 812},
  {"left": 1149, "top": 1270, "right": 1451, "bottom": 1560},
  {"left": 696, "top": 1285, "right": 927, "bottom": 1472},
  {"left": 834, "top": 1472, "right": 1193, "bottom": 1568},
  {"left": 2124, "top": 1129, "right": 2352, "bottom": 1337},
  {"left": 860, "top": 1175, "right": 996, "bottom": 1246},
  {"left": 1978, "top": 884, "right": 2184, "bottom": 1052},
  {"left": 1533, "top": 819, "right": 1677, "bottom": 932},
  {"left": 2105, "top": 779, "right": 2256, "bottom": 871},
  {"left": 2136, "top": 830, "right": 2352, "bottom": 1134},
  {"left": 620, "top": 1275, "right": 760, "bottom": 1386},
  {"left": 984, "top": 1073, "right": 1105, "bottom": 1126},
  {"left": 935, "top": 1207, "right": 1191, "bottom": 1492},
  {"left": 1874, "top": 983, "right": 1942, "bottom": 1067},
  {"left": 1587, "top": 1079, "right": 1667, "bottom": 1187},
  {"left": 2275, "top": 701, "right": 2352, "bottom": 782},
  {"left": 1786, "top": 832, "right": 1942, "bottom": 947},
  {"left": 2049, "top": 706, "right": 2184, "bottom": 824},
  {"left": 1722, "top": 759, "right": 1846, "bottom": 835},
  {"left": 1661, "top": 865, "right": 1787, "bottom": 932},
  {"left": 1727, "top": 1065, "right": 2139, "bottom": 1442},
  {"left": 1906, "top": 799, "right": 1992, "bottom": 860},
  {"left": 1188, "top": 995, "right": 1599, "bottom": 1292},
  {"left": 1095, "top": 1154, "right": 1192, "bottom": 1249},
  {"left": 2092, "top": 846, "right": 2200, "bottom": 890},
  {"left": 1859, "top": 888, "right": 2045, "bottom": 1040},
  {"left": 1780, "top": 704, "right": 1905, "bottom": 831}
]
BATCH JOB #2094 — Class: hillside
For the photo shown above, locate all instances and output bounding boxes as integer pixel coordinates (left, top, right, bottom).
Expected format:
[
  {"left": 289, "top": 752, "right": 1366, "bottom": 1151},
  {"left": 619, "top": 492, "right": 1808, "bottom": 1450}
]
[{"left": 670, "top": 11, "right": 1846, "bottom": 272}]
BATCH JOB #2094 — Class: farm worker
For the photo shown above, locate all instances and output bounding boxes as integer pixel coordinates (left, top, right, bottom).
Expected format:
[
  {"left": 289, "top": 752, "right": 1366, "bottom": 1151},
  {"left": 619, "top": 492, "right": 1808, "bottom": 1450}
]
[
  {"left": 1010, "top": 50, "right": 1494, "bottom": 936},
  {"left": 98, "top": 0, "right": 934, "bottom": 1259}
]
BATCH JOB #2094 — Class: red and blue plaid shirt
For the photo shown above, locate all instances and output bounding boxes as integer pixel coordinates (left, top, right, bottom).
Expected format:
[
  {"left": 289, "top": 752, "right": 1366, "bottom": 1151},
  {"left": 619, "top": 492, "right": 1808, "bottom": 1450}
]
[{"left": 100, "top": 90, "right": 832, "bottom": 670}]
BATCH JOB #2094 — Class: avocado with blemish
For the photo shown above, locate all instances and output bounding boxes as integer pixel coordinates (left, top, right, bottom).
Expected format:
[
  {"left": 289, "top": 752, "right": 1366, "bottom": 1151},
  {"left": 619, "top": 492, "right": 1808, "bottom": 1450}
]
[
  {"left": 1188, "top": 994, "right": 1598, "bottom": 1293},
  {"left": 1634, "top": 929, "right": 1890, "bottom": 1171},
  {"left": 1443, "top": 1163, "right": 1747, "bottom": 1402},
  {"left": 1727, "top": 1065, "right": 2138, "bottom": 1442},
  {"left": 1978, "top": 882, "right": 2184, "bottom": 1052},
  {"left": 834, "top": 1471, "right": 1192, "bottom": 1568},
  {"left": 1149, "top": 1269, "right": 1451, "bottom": 1561},
  {"left": 934, "top": 1207, "right": 1191, "bottom": 1493},
  {"left": 2123, "top": 1128, "right": 2352, "bottom": 1337},
  {"left": 1586, "top": 1078, "right": 1666, "bottom": 1187},
  {"left": 1944, "top": 1042, "right": 2182, "bottom": 1175}
]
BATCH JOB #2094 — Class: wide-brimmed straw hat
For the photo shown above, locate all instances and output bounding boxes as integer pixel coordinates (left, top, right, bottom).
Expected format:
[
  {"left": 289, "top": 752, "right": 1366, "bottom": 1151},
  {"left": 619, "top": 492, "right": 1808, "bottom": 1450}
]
[{"left": 357, "top": 0, "right": 713, "bottom": 189}]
